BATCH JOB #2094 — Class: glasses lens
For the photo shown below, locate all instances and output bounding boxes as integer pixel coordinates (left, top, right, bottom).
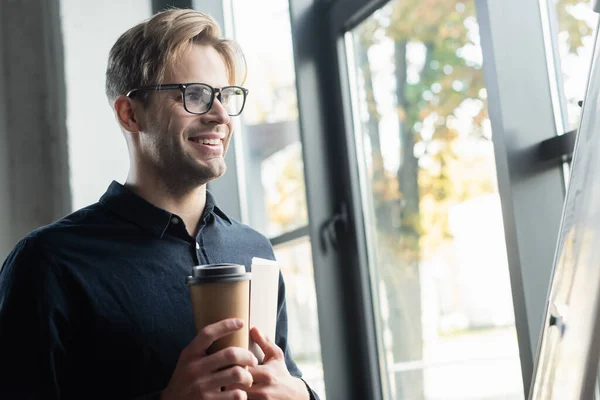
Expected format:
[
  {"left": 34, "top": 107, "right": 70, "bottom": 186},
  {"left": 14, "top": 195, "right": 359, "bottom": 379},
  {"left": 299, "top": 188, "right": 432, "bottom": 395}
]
[
  {"left": 184, "top": 84, "right": 213, "bottom": 113},
  {"left": 221, "top": 87, "right": 246, "bottom": 116}
]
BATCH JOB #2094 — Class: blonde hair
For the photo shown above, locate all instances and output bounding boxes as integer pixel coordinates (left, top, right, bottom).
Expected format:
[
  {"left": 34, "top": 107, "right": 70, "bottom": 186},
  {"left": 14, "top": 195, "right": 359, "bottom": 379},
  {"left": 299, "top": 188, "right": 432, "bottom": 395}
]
[{"left": 105, "top": 9, "right": 246, "bottom": 103}]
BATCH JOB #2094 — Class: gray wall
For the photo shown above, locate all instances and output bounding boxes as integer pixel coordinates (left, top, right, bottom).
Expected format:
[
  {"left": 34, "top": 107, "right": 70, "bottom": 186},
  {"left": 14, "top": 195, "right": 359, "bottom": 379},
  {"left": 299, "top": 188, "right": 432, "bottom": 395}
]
[
  {"left": 0, "top": 0, "right": 71, "bottom": 261},
  {"left": 0, "top": 2, "right": 10, "bottom": 261}
]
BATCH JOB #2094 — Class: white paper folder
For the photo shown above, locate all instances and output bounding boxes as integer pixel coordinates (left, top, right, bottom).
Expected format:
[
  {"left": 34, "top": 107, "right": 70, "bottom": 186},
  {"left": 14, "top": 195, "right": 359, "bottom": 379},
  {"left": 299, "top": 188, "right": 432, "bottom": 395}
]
[{"left": 249, "top": 257, "right": 280, "bottom": 363}]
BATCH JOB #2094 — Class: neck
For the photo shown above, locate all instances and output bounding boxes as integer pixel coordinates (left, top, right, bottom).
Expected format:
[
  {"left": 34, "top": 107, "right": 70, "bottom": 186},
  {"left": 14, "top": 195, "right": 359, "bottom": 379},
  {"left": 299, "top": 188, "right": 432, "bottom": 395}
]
[{"left": 124, "top": 168, "right": 207, "bottom": 236}]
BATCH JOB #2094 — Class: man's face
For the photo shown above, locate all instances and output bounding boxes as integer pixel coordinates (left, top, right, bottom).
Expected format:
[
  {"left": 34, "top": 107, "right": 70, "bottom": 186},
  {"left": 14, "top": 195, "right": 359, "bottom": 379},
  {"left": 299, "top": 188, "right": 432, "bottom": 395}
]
[{"left": 137, "top": 44, "right": 234, "bottom": 193}]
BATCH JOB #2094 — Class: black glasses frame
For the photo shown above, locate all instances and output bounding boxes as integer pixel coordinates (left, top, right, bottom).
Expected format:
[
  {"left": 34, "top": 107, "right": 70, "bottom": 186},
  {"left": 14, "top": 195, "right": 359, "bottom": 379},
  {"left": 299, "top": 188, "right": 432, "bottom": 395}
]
[{"left": 126, "top": 83, "right": 249, "bottom": 116}]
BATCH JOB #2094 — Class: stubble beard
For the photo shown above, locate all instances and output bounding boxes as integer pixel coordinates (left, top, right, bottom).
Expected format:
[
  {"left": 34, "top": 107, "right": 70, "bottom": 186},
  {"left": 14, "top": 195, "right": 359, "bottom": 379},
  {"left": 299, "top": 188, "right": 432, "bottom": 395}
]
[
  {"left": 148, "top": 132, "right": 227, "bottom": 198},
  {"left": 157, "top": 146, "right": 226, "bottom": 198}
]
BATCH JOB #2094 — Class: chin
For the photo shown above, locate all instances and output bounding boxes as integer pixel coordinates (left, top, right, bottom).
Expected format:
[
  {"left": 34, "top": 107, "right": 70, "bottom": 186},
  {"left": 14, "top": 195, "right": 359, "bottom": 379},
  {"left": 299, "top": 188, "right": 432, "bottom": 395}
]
[{"left": 195, "top": 161, "right": 227, "bottom": 182}]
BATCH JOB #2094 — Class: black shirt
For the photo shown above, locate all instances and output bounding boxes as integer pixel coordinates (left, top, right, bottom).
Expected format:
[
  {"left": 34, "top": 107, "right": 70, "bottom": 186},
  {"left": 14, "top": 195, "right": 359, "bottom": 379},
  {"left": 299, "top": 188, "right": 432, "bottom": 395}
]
[{"left": 0, "top": 181, "right": 318, "bottom": 399}]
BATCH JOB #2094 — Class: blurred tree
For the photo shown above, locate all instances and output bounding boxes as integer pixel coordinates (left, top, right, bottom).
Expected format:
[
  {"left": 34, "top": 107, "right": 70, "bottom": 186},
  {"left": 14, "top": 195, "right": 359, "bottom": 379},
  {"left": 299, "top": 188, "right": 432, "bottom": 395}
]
[
  {"left": 556, "top": 0, "right": 597, "bottom": 129},
  {"left": 265, "top": 144, "right": 308, "bottom": 233},
  {"left": 556, "top": 0, "right": 594, "bottom": 53}
]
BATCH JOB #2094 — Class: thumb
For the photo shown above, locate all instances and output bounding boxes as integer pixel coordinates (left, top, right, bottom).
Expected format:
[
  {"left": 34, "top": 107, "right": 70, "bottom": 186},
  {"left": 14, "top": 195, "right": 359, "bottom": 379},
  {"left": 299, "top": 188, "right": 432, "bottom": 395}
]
[{"left": 250, "top": 327, "right": 284, "bottom": 361}]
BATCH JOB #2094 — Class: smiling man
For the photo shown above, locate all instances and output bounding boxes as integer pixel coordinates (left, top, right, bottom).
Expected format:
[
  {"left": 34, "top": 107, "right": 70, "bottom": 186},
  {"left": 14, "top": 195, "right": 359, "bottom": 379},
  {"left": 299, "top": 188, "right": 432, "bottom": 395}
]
[{"left": 0, "top": 9, "right": 318, "bottom": 400}]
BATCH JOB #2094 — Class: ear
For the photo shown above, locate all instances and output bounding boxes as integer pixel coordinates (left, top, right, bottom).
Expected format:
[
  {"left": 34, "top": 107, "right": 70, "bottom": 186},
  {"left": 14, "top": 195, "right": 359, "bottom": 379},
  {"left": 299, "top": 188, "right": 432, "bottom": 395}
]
[{"left": 114, "top": 95, "right": 143, "bottom": 133}]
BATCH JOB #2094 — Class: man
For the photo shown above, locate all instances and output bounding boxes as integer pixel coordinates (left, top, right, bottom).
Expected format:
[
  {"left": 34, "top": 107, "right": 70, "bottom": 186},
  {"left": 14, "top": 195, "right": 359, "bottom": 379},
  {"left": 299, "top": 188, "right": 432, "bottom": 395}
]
[{"left": 0, "top": 9, "right": 318, "bottom": 400}]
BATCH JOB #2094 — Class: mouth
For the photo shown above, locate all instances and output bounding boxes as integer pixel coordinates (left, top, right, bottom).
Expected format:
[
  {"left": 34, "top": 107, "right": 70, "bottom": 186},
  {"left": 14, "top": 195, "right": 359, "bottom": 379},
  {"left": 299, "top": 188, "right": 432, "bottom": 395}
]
[
  {"left": 188, "top": 137, "right": 223, "bottom": 146},
  {"left": 187, "top": 137, "right": 224, "bottom": 156}
]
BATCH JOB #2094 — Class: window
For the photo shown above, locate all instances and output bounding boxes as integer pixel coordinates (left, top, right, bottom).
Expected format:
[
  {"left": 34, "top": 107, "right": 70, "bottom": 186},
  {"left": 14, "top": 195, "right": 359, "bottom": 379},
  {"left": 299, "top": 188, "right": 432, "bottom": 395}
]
[
  {"left": 228, "top": 0, "right": 307, "bottom": 238},
  {"left": 274, "top": 238, "right": 325, "bottom": 397},
  {"left": 345, "top": 2, "right": 524, "bottom": 398}
]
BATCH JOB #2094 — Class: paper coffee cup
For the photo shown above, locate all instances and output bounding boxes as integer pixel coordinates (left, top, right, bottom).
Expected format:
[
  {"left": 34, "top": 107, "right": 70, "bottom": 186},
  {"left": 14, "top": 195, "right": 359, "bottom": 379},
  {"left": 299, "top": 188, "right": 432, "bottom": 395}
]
[{"left": 186, "top": 264, "right": 251, "bottom": 354}]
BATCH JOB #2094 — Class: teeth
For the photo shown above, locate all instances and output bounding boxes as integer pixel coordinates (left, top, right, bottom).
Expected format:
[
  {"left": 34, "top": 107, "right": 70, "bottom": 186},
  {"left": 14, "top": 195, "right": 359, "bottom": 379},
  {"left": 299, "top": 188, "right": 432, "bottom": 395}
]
[{"left": 191, "top": 138, "right": 221, "bottom": 145}]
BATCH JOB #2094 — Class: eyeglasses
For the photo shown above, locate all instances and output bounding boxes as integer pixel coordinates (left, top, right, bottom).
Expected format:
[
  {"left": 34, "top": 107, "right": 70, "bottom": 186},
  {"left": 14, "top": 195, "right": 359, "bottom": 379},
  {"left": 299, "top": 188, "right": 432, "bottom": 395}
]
[{"left": 126, "top": 83, "right": 249, "bottom": 116}]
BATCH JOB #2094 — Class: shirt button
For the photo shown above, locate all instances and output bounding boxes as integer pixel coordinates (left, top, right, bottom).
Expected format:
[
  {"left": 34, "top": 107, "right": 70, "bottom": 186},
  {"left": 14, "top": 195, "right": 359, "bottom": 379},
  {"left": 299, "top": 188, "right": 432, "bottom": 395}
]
[
  {"left": 196, "top": 242, "right": 200, "bottom": 250},
  {"left": 171, "top": 217, "right": 179, "bottom": 224}
]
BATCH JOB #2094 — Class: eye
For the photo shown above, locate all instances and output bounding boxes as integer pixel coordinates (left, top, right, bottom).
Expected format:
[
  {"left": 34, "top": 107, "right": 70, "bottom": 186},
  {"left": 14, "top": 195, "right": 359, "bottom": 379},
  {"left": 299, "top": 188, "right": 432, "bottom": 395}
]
[
  {"left": 220, "top": 92, "right": 232, "bottom": 104},
  {"left": 185, "top": 86, "right": 212, "bottom": 104},
  {"left": 221, "top": 87, "right": 243, "bottom": 104}
]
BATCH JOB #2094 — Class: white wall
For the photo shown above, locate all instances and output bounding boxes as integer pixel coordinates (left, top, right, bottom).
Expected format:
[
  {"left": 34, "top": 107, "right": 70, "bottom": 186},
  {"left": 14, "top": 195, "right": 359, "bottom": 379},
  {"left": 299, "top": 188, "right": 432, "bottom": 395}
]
[{"left": 60, "top": 0, "right": 152, "bottom": 210}]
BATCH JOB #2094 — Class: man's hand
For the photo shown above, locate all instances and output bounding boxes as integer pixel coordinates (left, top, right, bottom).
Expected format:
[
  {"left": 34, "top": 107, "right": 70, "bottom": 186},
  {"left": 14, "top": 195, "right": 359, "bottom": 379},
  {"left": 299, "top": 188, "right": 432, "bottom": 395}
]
[
  {"left": 161, "top": 318, "right": 259, "bottom": 400},
  {"left": 244, "top": 327, "right": 310, "bottom": 400}
]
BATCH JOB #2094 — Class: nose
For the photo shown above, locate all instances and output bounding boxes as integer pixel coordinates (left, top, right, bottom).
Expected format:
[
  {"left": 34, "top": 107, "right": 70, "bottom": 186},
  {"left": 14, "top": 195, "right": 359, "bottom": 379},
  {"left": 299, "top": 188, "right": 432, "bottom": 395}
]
[{"left": 202, "top": 97, "right": 231, "bottom": 125}]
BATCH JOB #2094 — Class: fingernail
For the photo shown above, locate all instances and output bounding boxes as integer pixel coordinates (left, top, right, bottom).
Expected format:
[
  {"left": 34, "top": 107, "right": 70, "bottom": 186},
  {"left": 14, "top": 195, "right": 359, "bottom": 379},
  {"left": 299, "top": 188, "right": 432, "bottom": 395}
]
[{"left": 235, "top": 319, "right": 243, "bottom": 328}]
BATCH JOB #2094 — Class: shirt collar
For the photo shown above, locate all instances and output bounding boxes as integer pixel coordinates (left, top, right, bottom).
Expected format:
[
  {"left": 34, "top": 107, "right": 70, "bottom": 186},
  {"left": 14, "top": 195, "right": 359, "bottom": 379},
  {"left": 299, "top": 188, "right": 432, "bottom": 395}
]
[
  {"left": 99, "top": 181, "right": 231, "bottom": 238},
  {"left": 204, "top": 190, "right": 232, "bottom": 224}
]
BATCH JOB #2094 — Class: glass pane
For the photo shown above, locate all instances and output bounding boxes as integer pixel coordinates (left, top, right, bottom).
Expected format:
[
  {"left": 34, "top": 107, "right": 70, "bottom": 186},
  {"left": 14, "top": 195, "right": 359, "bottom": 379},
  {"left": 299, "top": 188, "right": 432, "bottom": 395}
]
[
  {"left": 273, "top": 237, "right": 325, "bottom": 399},
  {"left": 549, "top": 0, "right": 598, "bottom": 132},
  {"left": 229, "top": 0, "right": 308, "bottom": 238},
  {"left": 346, "top": 2, "right": 524, "bottom": 399}
]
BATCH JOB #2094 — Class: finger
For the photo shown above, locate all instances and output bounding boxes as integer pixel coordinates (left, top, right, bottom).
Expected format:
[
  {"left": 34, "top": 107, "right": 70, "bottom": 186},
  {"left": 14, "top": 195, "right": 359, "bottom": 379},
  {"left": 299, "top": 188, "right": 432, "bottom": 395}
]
[
  {"left": 203, "top": 365, "right": 253, "bottom": 390},
  {"left": 247, "top": 366, "right": 275, "bottom": 385},
  {"left": 223, "top": 383, "right": 247, "bottom": 392},
  {"left": 202, "top": 346, "right": 259, "bottom": 372},
  {"left": 244, "top": 383, "right": 273, "bottom": 398},
  {"left": 218, "top": 389, "right": 248, "bottom": 399},
  {"left": 182, "top": 319, "right": 244, "bottom": 361},
  {"left": 249, "top": 327, "right": 283, "bottom": 360}
]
